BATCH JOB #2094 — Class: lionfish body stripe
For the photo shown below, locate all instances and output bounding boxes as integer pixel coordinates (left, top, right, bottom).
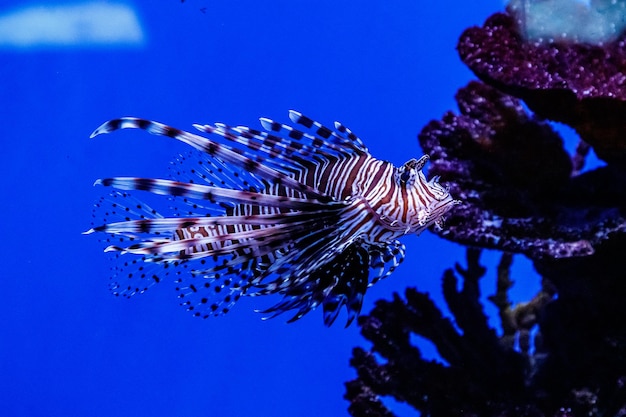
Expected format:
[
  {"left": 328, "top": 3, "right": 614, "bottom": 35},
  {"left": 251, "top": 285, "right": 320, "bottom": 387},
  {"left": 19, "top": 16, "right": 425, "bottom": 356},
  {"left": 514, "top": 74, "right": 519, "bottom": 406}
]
[{"left": 87, "top": 111, "right": 460, "bottom": 326}]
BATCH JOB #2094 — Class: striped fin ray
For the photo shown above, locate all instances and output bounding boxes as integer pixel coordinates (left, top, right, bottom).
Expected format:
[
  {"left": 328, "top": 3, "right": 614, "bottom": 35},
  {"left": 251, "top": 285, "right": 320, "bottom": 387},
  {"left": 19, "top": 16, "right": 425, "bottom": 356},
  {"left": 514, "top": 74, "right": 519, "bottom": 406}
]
[
  {"left": 259, "top": 242, "right": 369, "bottom": 326},
  {"left": 85, "top": 210, "right": 335, "bottom": 236},
  {"left": 333, "top": 119, "right": 366, "bottom": 151},
  {"left": 191, "top": 116, "right": 363, "bottom": 182},
  {"left": 366, "top": 240, "right": 406, "bottom": 286},
  {"left": 94, "top": 177, "right": 344, "bottom": 210},
  {"left": 258, "top": 117, "right": 360, "bottom": 158},
  {"left": 288, "top": 110, "right": 368, "bottom": 154},
  {"left": 90, "top": 117, "right": 331, "bottom": 202},
  {"left": 192, "top": 123, "right": 315, "bottom": 178},
  {"left": 249, "top": 198, "right": 375, "bottom": 293},
  {"left": 109, "top": 221, "right": 316, "bottom": 258}
]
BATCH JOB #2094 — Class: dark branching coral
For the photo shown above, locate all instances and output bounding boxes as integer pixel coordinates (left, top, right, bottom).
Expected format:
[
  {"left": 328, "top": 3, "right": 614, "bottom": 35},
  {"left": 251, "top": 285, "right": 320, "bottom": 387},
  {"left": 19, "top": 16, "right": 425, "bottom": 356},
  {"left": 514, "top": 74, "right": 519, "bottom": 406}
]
[
  {"left": 347, "top": 7, "right": 626, "bottom": 417},
  {"left": 346, "top": 248, "right": 626, "bottom": 417},
  {"left": 533, "top": 238, "right": 626, "bottom": 417},
  {"left": 347, "top": 250, "right": 538, "bottom": 417}
]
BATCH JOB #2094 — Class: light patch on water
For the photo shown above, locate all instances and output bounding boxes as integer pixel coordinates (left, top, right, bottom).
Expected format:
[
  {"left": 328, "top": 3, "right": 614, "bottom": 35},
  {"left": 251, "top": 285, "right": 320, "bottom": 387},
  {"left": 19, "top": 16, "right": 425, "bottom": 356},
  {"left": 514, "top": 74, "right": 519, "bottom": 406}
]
[
  {"left": 0, "top": 2, "right": 145, "bottom": 49},
  {"left": 508, "top": 0, "right": 626, "bottom": 44}
]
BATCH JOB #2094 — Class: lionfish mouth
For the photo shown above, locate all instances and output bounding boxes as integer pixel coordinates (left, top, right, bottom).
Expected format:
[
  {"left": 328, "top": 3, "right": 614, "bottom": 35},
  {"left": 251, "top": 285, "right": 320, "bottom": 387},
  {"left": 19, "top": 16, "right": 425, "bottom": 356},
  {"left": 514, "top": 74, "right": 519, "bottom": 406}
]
[{"left": 433, "top": 195, "right": 462, "bottom": 217}]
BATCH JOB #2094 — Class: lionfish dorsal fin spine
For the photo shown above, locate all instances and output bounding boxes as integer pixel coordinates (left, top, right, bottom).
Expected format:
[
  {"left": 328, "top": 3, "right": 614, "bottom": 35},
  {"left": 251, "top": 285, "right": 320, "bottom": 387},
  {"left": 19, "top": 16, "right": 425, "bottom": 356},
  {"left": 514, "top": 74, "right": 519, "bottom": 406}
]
[
  {"left": 91, "top": 118, "right": 331, "bottom": 202},
  {"left": 193, "top": 123, "right": 315, "bottom": 177},
  {"left": 288, "top": 110, "right": 368, "bottom": 154}
]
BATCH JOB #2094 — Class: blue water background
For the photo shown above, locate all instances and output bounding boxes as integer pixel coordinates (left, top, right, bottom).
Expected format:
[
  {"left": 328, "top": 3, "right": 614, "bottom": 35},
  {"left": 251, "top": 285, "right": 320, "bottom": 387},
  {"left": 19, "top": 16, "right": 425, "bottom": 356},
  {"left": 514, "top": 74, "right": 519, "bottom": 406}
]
[{"left": 0, "top": 1, "right": 546, "bottom": 416}]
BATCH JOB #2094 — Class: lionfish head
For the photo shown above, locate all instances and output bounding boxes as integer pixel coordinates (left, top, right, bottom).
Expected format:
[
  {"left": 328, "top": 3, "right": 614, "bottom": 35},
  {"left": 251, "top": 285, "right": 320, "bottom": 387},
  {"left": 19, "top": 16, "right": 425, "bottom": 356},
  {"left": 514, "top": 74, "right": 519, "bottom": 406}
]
[{"left": 395, "top": 155, "right": 461, "bottom": 235}]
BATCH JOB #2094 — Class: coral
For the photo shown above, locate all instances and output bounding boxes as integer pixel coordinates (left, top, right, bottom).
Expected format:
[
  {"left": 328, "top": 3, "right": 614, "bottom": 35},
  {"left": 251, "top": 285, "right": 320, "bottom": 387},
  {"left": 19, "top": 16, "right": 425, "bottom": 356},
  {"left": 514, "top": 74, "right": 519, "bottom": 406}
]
[
  {"left": 487, "top": 252, "right": 555, "bottom": 360},
  {"left": 532, "top": 237, "right": 626, "bottom": 415},
  {"left": 347, "top": 6, "right": 626, "bottom": 417},
  {"left": 419, "top": 80, "right": 626, "bottom": 260},
  {"left": 457, "top": 12, "right": 626, "bottom": 166},
  {"left": 346, "top": 250, "right": 534, "bottom": 416},
  {"left": 346, "top": 249, "right": 626, "bottom": 417}
]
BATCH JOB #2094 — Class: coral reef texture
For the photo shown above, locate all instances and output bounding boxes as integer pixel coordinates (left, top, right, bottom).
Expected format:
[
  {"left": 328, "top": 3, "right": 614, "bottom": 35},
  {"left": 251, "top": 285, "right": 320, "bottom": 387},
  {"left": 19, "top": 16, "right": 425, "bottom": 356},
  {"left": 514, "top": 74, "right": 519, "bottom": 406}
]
[
  {"left": 459, "top": 12, "right": 626, "bottom": 167},
  {"left": 346, "top": 7, "right": 626, "bottom": 417}
]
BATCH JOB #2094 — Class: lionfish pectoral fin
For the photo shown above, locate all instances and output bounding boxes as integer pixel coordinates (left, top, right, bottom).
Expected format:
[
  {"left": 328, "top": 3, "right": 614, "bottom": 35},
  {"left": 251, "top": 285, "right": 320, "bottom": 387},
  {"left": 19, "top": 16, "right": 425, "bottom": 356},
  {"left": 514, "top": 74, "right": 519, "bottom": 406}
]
[
  {"left": 100, "top": 202, "right": 349, "bottom": 318},
  {"left": 321, "top": 243, "right": 369, "bottom": 327},
  {"left": 173, "top": 204, "right": 352, "bottom": 320},
  {"left": 366, "top": 240, "right": 406, "bottom": 287},
  {"left": 94, "top": 177, "right": 342, "bottom": 211},
  {"left": 258, "top": 237, "right": 371, "bottom": 327}
]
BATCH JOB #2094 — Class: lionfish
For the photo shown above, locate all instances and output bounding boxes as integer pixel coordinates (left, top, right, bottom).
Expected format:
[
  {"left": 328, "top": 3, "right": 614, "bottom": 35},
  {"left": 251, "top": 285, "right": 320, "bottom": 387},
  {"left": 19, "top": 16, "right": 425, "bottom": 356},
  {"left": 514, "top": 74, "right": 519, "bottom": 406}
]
[{"left": 85, "top": 111, "right": 459, "bottom": 326}]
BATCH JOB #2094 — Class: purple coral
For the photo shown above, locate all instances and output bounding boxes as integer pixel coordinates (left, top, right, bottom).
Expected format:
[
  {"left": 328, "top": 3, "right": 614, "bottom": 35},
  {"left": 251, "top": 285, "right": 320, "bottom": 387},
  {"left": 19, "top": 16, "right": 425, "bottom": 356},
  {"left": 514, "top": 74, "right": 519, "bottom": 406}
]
[
  {"left": 458, "top": 12, "right": 626, "bottom": 166},
  {"left": 420, "top": 80, "right": 626, "bottom": 259}
]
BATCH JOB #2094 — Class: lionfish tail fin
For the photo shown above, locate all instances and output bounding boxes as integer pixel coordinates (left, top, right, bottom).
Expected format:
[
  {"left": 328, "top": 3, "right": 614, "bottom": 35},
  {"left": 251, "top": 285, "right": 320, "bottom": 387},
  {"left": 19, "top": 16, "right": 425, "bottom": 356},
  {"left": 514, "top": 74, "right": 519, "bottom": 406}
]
[{"left": 87, "top": 191, "right": 175, "bottom": 298}]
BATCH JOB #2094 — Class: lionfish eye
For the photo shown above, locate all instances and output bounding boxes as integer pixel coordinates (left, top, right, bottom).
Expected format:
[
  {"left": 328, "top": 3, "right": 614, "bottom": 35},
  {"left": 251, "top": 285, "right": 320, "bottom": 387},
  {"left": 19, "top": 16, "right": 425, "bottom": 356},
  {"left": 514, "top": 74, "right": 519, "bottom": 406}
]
[{"left": 400, "top": 170, "right": 411, "bottom": 183}]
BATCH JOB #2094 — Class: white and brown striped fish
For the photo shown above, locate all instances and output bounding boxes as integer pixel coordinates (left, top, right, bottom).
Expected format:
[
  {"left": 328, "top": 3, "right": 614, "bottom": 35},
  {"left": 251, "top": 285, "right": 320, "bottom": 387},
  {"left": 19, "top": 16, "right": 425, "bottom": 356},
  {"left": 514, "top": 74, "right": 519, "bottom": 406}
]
[{"left": 85, "top": 111, "right": 460, "bottom": 326}]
